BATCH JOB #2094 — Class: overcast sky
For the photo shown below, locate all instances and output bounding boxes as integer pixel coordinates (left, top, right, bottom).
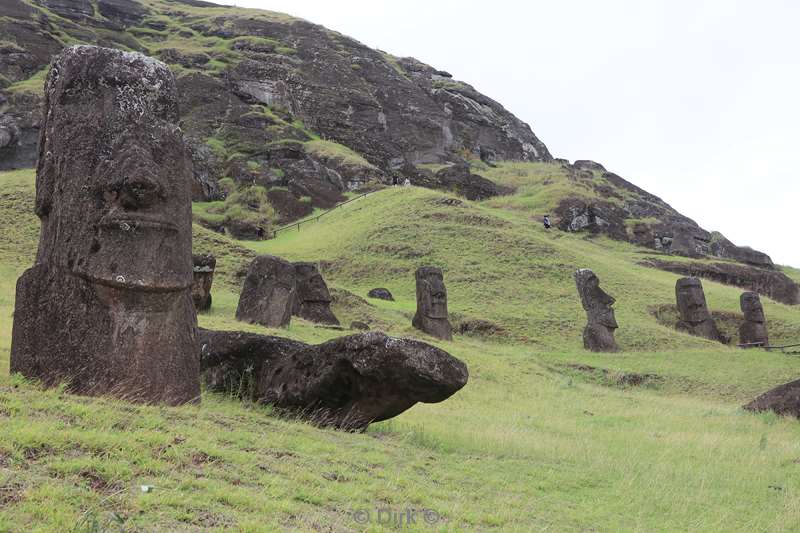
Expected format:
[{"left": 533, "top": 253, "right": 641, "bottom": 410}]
[{"left": 211, "top": 0, "right": 799, "bottom": 267}]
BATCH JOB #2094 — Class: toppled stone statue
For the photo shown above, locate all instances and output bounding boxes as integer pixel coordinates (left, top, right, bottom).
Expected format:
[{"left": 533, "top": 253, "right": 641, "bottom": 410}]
[
  {"left": 674, "top": 277, "right": 723, "bottom": 342},
  {"left": 739, "top": 292, "right": 769, "bottom": 347},
  {"left": 367, "top": 287, "right": 394, "bottom": 301},
  {"left": 574, "top": 268, "right": 619, "bottom": 352},
  {"left": 199, "top": 328, "right": 469, "bottom": 430},
  {"left": 192, "top": 253, "right": 216, "bottom": 312},
  {"left": 744, "top": 379, "right": 800, "bottom": 418},
  {"left": 292, "top": 262, "right": 339, "bottom": 325},
  {"left": 236, "top": 255, "right": 296, "bottom": 328},
  {"left": 412, "top": 266, "right": 453, "bottom": 341},
  {"left": 10, "top": 46, "right": 199, "bottom": 405}
]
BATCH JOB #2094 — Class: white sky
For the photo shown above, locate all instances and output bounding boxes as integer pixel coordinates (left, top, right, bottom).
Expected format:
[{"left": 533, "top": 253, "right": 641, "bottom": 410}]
[{"left": 210, "top": 0, "right": 799, "bottom": 267}]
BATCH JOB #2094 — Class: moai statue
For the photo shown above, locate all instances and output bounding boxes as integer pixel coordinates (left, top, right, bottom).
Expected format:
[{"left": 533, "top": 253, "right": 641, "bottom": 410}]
[
  {"left": 236, "top": 255, "right": 296, "bottom": 328},
  {"left": 292, "top": 262, "right": 339, "bottom": 325},
  {"left": 10, "top": 46, "right": 200, "bottom": 405},
  {"left": 675, "top": 277, "right": 723, "bottom": 342},
  {"left": 574, "top": 268, "right": 619, "bottom": 352},
  {"left": 739, "top": 292, "right": 769, "bottom": 347},
  {"left": 412, "top": 266, "right": 453, "bottom": 341},
  {"left": 192, "top": 254, "right": 216, "bottom": 312}
]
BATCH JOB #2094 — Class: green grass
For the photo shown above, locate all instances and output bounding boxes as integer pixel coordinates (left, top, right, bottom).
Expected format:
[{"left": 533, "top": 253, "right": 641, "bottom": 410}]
[
  {"left": 3, "top": 159, "right": 800, "bottom": 527},
  {"left": 304, "top": 139, "right": 378, "bottom": 171}
]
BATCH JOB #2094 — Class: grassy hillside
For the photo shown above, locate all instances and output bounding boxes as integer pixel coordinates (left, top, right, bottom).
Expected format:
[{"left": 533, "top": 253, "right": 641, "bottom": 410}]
[{"left": 2, "top": 168, "right": 800, "bottom": 531}]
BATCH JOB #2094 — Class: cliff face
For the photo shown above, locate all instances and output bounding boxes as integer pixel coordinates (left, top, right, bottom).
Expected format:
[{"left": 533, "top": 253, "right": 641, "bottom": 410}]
[{"left": 0, "top": 0, "right": 551, "bottom": 205}]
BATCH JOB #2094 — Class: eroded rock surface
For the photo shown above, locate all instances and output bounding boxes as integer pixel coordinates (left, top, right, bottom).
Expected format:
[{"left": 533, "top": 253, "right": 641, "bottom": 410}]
[{"left": 10, "top": 46, "right": 199, "bottom": 405}]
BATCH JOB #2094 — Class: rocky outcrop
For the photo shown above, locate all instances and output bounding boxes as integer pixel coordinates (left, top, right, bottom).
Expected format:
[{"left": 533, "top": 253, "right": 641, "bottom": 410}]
[
  {"left": 639, "top": 258, "right": 799, "bottom": 305},
  {"left": 199, "top": 329, "right": 469, "bottom": 430},
  {"left": 744, "top": 380, "right": 800, "bottom": 418}
]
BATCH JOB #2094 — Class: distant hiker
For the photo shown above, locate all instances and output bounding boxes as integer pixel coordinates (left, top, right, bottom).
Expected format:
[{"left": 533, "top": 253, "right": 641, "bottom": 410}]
[
  {"left": 543, "top": 215, "right": 551, "bottom": 229},
  {"left": 403, "top": 178, "right": 411, "bottom": 187}
]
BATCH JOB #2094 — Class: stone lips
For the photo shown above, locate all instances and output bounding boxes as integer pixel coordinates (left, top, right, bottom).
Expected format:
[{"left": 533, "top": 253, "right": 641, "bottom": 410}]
[
  {"left": 10, "top": 46, "right": 199, "bottom": 405},
  {"left": 412, "top": 266, "right": 453, "bottom": 341},
  {"left": 236, "top": 255, "right": 297, "bottom": 328},
  {"left": 574, "top": 268, "right": 619, "bottom": 352}
]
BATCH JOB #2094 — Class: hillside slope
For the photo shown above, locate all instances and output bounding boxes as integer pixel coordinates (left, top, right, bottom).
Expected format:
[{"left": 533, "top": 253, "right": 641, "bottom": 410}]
[{"left": 2, "top": 168, "right": 800, "bottom": 530}]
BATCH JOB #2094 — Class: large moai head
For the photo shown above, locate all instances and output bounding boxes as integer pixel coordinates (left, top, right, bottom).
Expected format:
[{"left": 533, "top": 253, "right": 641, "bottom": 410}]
[
  {"left": 292, "top": 262, "right": 339, "bottom": 325},
  {"left": 236, "top": 255, "right": 297, "bottom": 328},
  {"left": 575, "top": 268, "right": 618, "bottom": 329},
  {"left": 741, "top": 292, "right": 766, "bottom": 323},
  {"left": 10, "top": 46, "right": 199, "bottom": 405},
  {"left": 739, "top": 291, "right": 769, "bottom": 347},
  {"left": 412, "top": 266, "right": 452, "bottom": 341},
  {"left": 35, "top": 45, "right": 191, "bottom": 291},
  {"left": 675, "top": 277, "right": 711, "bottom": 323},
  {"left": 574, "top": 268, "right": 619, "bottom": 352}
]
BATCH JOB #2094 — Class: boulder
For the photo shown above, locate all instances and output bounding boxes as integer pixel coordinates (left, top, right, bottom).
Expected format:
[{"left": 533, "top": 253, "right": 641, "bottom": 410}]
[
  {"left": 10, "top": 46, "right": 199, "bottom": 405},
  {"left": 412, "top": 266, "right": 453, "bottom": 341},
  {"left": 744, "top": 380, "right": 800, "bottom": 418},
  {"left": 292, "top": 262, "right": 339, "bottom": 325},
  {"left": 367, "top": 287, "right": 394, "bottom": 301},
  {"left": 236, "top": 255, "right": 297, "bottom": 328},
  {"left": 192, "top": 254, "right": 216, "bottom": 312},
  {"left": 350, "top": 321, "right": 369, "bottom": 331},
  {"left": 432, "top": 164, "right": 512, "bottom": 201}
]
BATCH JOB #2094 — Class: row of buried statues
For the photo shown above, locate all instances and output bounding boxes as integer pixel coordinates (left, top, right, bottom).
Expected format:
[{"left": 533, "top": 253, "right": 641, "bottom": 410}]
[
  {"left": 576, "top": 269, "right": 769, "bottom": 352},
  {"left": 198, "top": 253, "right": 454, "bottom": 342},
  {"left": 8, "top": 46, "right": 468, "bottom": 430}
]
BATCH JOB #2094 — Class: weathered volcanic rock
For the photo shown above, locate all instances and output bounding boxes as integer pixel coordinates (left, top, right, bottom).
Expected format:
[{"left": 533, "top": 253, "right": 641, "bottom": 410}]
[
  {"left": 192, "top": 254, "right": 216, "bottom": 312},
  {"left": 236, "top": 255, "right": 297, "bottom": 328},
  {"left": 639, "top": 259, "right": 799, "bottom": 306},
  {"left": 710, "top": 234, "right": 774, "bottom": 269},
  {"left": 744, "top": 380, "right": 800, "bottom": 418},
  {"left": 292, "top": 262, "right": 339, "bottom": 325},
  {"left": 674, "top": 277, "right": 724, "bottom": 342},
  {"left": 199, "top": 328, "right": 469, "bottom": 429},
  {"left": 258, "top": 331, "right": 469, "bottom": 430},
  {"left": 431, "top": 164, "right": 512, "bottom": 201},
  {"left": 10, "top": 46, "right": 199, "bottom": 405},
  {"left": 574, "top": 269, "right": 619, "bottom": 352},
  {"left": 739, "top": 292, "right": 769, "bottom": 347},
  {"left": 367, "top": 288, "right": 394, "bottom": 301},
  {"left": 412, "top": 266, "right": 453, "bottom": 341}
]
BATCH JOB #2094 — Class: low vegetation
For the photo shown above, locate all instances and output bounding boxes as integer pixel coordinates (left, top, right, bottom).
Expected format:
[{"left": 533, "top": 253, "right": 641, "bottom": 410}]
[{"left": 2, "top": 162, "right": 800, "bottom": 530}]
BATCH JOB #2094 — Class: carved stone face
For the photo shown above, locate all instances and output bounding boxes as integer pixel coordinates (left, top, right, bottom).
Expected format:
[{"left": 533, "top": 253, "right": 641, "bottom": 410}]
[
  {"left": 741, "top": 292, "right": 765, "bottom": 323},
  {"left": 676, "top": 277, "right": 711, "bottom": 323},
  {"left": 575, "top": 268, "right": 618, "bottom": 329},
  {"left": 294, "top": 263, "right": 332, "bottom": 304},
  {"left": 416, "top": 267, "right": 448, "bottom": 320},
  {"left": 35, "top": 46, "right": 191, "bottom": 292}
]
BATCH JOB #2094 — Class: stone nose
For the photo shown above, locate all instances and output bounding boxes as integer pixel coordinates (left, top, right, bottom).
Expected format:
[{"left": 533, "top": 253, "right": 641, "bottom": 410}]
[{"left": 119, "top": 173, "right": 164, "bottom": 209}]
